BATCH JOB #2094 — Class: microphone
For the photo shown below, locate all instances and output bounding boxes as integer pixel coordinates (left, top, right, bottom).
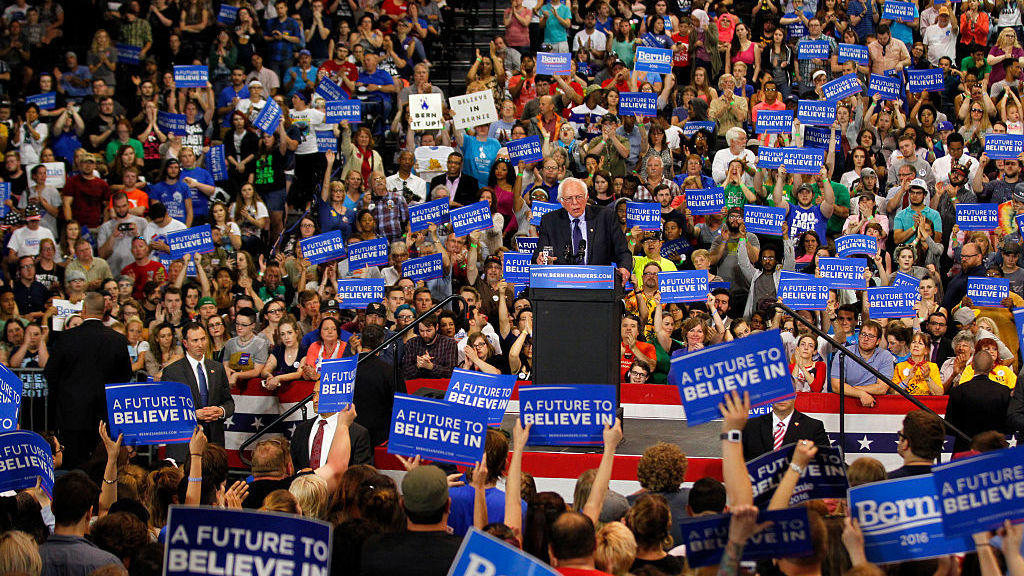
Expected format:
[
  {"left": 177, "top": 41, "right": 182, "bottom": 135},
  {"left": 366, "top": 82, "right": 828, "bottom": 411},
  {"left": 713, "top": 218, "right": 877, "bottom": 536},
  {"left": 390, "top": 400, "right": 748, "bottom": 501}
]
[
  {"left": 576, "top": 239, "right": 587, "bottom": 264},
  {"left": 562, "top": 244, "right": 572, "bottom": 265}
]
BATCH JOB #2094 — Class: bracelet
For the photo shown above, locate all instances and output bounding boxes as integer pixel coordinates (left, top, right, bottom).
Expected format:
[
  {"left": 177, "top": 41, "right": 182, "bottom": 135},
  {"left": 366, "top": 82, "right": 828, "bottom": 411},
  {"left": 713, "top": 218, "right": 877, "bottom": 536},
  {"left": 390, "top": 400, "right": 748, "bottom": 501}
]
[
  {"left": 103, "top": 478, "right": 116, "bottom": 485},
  {"left": 187, "top": 477, "right": 203, "bottom": 483},
  {"left": 190, "top": 453, "right": 203, "bottom": 457},
  {"left": 789, "top": 462, "right": 805, "bottom": 475}
]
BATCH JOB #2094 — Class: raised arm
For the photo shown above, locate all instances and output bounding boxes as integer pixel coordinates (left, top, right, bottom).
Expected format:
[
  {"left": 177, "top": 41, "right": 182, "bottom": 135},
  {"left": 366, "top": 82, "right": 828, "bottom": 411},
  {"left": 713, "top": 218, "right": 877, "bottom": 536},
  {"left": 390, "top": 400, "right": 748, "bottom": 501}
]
[
  {"left": 97, "top": 421, "right": 123, "bottom": 517},
  {"left": 581, "top": 419, "right": 623, "bottom": 525},
  {"left": 504, "top": 418, "right": 530, "bottom": 537},
  {"left": 315, "top": 404, "right": 356, "bottom": 494},
  {"left": 719, "top": 390, "right": 753, "bottom": 507},
  {"left": 767, "top": 441, "right": 817, "bottom": 510}
]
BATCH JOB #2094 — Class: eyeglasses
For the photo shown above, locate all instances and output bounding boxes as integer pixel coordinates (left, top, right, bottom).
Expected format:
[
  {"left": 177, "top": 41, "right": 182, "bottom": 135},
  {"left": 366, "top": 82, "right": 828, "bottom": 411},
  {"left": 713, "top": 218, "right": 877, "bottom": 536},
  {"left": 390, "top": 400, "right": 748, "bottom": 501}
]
[
  {"left": 266, "top": 307, "right": 285, "bottom": 314},
  {"left": 859, "top": 332, "right": 879, "bottom": 340},
  {"left": 961, "top": 251, "right": 980, "bottom": 259},
  {"left": 208, "top": 322, "right": 224, "bottom": 328},
  {"left": 235, "top": 321, "right": 254, "bottom": 328},
  {"left": 562, "top": 194, "right": 587, "bottom": 204},
  {"left": 642, "top": 271, "right": 659, "bottom": 277},
  {"left": 971, "top": 108, "right": 984, "bottom": 113}
]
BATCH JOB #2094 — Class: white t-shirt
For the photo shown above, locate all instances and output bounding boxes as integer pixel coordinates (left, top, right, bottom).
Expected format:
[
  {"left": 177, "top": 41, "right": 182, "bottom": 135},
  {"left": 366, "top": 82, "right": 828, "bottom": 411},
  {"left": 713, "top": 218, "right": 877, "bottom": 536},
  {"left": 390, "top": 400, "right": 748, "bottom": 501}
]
[
  {"left": 144, "top": 219, "right": 188, "bottom": 265},
  {"left": 18, "top": 185, "right": 62, "bottom": 236},
  {"left": 414, "top": 145, "right": 455, "bottom": 184},
  {"left": 573, "top": 29, "right": 608, "bottom": 52},
  {"left": 7, "top": 225, "right": 55, "bottom": 258},
  {"left": 922, "top": 23, "right": 956, "bottom": 66},
  {"left": 289, "top": 107, "right": 327, "bottom": 155},
  {"left": 386, "top": 173, "right": 428, "bottom": 204},
  {"left": 237, "top": 97, "right": 267, "bottom": 123}
]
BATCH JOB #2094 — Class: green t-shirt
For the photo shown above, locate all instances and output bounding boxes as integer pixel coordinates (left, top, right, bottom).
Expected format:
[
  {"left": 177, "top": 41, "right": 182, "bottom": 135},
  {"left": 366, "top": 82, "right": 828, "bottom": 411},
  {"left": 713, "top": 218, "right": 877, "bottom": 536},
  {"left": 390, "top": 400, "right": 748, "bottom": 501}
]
[
  {"left": 724, "top": 183, "right": 747, "bottom": 209},
  {"left": 960, "top": 55, "right": 992, "bottom": 79}
]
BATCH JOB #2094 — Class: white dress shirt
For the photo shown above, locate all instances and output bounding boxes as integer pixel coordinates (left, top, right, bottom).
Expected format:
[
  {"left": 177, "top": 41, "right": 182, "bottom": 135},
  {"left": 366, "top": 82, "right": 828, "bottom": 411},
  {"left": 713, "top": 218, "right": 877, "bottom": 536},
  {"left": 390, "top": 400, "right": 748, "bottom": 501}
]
[
  {"left": 567, "top": 211, "right": 589, "bottom": 264},
  {"left": 186, "top": 353, "right": 209, "bottom": 408},
  {"left": 307, "top": 413, "right": 338, "bottom": 469},
  {"left": 772, "top": 410, "right": 794, "bottom": 438}
]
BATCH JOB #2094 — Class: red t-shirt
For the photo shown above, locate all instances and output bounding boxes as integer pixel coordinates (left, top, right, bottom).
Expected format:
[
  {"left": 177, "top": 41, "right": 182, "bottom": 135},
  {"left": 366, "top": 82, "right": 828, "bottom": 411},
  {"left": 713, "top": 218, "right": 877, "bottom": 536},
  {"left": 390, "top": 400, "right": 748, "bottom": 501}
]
[
  {"left": 319, "top": 60, "right": 358, "bottom": 96},
  {"left": 621, "top": 341, "right": 656, "bottom": 382},
  {"left": 63, "top": 175, "right": 111, "bottom": 229},
  {"left": 600, "top": 76, "right": 631, "bottom": 93},
  {"left": 672, "top": 33, "right": 690, "bottom": 66},
  {"left": 122, "top": 259, "right": 166, "bottom": 300}
]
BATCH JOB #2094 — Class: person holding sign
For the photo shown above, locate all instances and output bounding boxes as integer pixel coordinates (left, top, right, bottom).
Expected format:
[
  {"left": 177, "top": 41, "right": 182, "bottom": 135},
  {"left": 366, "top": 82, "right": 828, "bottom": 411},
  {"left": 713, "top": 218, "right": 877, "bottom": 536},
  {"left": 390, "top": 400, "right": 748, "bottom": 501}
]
[{"left": 774, "top": 166, "right": 835, "bottom": 246}]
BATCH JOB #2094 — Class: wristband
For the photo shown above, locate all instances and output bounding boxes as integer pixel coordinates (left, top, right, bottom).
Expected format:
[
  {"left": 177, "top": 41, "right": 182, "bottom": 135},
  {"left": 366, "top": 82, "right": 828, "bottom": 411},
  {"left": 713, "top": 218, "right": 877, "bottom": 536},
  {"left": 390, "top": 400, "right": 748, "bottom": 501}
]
[
  {"left": 188, "top": 477, "right": 203, "bottom": 483},
  {"left": 103, "top": 478, "right": 116, "bottom": 485},
  {"left": 190, "top": 453, "right": 203, "bottom": 457},
  {"left": 789, "top": 462, "right": 805, "bottom": 475}
]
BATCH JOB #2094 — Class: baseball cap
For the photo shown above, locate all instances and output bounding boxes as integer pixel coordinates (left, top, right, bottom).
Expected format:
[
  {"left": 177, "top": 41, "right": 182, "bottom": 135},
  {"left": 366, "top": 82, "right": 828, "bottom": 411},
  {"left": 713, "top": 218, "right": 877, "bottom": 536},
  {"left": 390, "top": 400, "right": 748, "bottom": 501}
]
[
  {"left": 937, "top": 120, "right": 954, "bottom": 131},
  {"left": 24, "top": 204, "right": 41, "bottom": 220},
  {"left": 908, "top": 178, "right": 928, "bottom": 190},
  {"left": 320, "top": 298, "right": 340, "bottom": 312},
  {"left": 610, "top": 58, "right": 626, "bottom": 69},
  {"left": 198, "top": 296, "right": 217, "bottom": 308},
  {"left": 298, "top": 49, "right": 312, "bottom": 56},
  {"left": 1002, "top": 238, "right": 1022, "bottom": 254},
  {"left": 950, "top": 164, "right": 969, "bottom": 181},
  {"left": 938, "top": 5, "right": 951, "bottom": 15},
  {"left": 1014, "top": 185, "right": 1024, "bottom": 203},
  {"left": 585, "top": 84, "right": 607, "bottom": 97},
  {"left": 164, "top": 158, "right": 179, "bottom": 167},
  {"left": 601, "top": 112, "right": 619, "bottom": 124},
  {"left": 2, "top": 211, "right": 23, "bottom": 228},
  {"left": 294, "top": 91, "right": 311, "bottom": 103},
  {"left": 953, "top": 306, "right": 977, "bottom": 326},
  {"left": 860, "top": 167, "right": 877, "bottom": 179},
  {"left": 365, "top": 302, "right": 387, "bottom": 318},
  {"left": 248, "top": 79, "right": 263, "bottom": 88},
  {"left": 66, "top": 269, "right": 87, "bottom": 283},
  {"left": 401, "top": 465, "right": 449, "bottom": 513}
]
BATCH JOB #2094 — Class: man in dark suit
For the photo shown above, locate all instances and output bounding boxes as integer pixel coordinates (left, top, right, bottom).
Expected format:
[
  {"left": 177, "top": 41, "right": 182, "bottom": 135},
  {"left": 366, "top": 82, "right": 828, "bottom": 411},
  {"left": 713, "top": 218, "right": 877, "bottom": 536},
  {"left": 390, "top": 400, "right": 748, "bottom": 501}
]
[
  {"left": 924, "top": 312, "right": 954, "bottom": 366},
  {"left": 162, "top": 322, "right": 234, "bottom": 463},
  {"left": 44, "top": 292, "right": 133, "bottom": 470},
  {"left": 428, "top": 151, "right": 478, "bottom": 207},
  {"left": 949, "top": 352, "right": 1011, "bottom": 453},
  {"left": 290, "top": 388, "right": 374, "bottom": 469},
  {"left": 742, "top": 394, "right": 830, "bottom": 461},
  {"left": 532, "top": 177, "right": 633, "bottom": 283},
  {"left": 353, "top": 325, "right": 401, "bottom": 446}
]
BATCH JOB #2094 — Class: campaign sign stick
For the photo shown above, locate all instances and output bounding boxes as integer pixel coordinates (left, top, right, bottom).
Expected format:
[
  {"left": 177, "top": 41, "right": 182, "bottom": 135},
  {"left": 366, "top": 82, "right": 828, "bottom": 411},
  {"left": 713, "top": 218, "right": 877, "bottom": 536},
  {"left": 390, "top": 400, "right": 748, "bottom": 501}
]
[
  {"left": 891, "top": 272, "right": 921, "bottom": 288},
  {"left": 798, "top": 39, "right": 831, "bottom": 60},
  {"left": 516, "top": 236, "right": 539, "bottom": 254},
  {"left": 217, "top": 4, "right": 238, "bottom": 24},
  {"left": 0, "top": 430, "right": 53, "bottom": 496},
  {"left": 849, "top": 475, "right": 974, "bottom": 563},
  {"left": 253, "top": 97, "right": 283, "bottom": 133},
  {"left": 503, "top": 252, "right": 532, "bottom": 285},
  {"left": 757, "top": 146, "right": 786, "bottom": 170},
  {"left": 748, "top": 444, "right": 849, "bottom": 507},
  {"left": 451, "top": 201, "right": 493, "bottom": 237},
  {"left": 680, "top": 507, "right": 814, "bottom": 567},
  {"left": 803, "top": 126, "right": 840, "bottom": 151},
  {"left": 164, "top": 506, "right": 332, "bottom": 576},
  {"left": 336, "top": 279, "right": 385, "bottom": 309},
  {"left": 206, "top": 144, "right": 227, "bottom": 181},
  {"left": 347, "top": 237, "right": 390, "bottom": 269},
  {"left": 956, "top": 203, "right": 1000, "bottom": 231},
  {"left": 867, "top": 286, "right": 919, "bottom": 318},
  {"left": 450, "top": 90, "right": 499, "bottom": 130},
  {"left": 669, "top": 330, "right": 795, "bottom": 426},
  {"left": 530, "top": 265, "right": 614, "bottom": 289},
  {"left": 883, "top": 0, "right": 917, "bottom": 21},
  {"left": 315, "top": 77, "right": 346, "bottom": 102},
  {"left": 619, "top": 92, "right": 658, "bottom": 116},
  {"left": 519, "top": 384, "right": 616, "bottom": 445},
  {"left": 300, "top": 230, "right": 348, "bottom": 265},
  {"left": 744, "top": 205, "right": 786, "bottom": 235},
  {"left": 798, "top": 100, "right": 837, "bottom": 126},
  {"left": 409, "top": 198, "right": 450, "bottom": 232},
  {"left": 985, "top": 133, "right": 1024, "bottom": 160},
  {"left": 820, "top": 73, "right": 863, "bottom": 102},
  {"left": 627, "top": 201, "right": 663, "bottom": 231},
  {"left": 0, "top": 364, "right": 22, "bottom": 431},
  {"left": 325, "top": 100, "right": 362, "bottom": 123},
  {"left": 817, "top": 257, "right": 868, "bottom": 289},
  {"left": 967, "top": 276, "right": 1010, "bottom": 307},
  {"left": 157, "top": 111, "right": 188, "bottom": 136},
  {"left": 688, "top": 187, "right": 726, "bottom": 215},
  {"left": 167, "top": 225, "right": 215, "bottom": 259},
  {"left": 635, "top": 46, "right": 673, "bottom": 74},
  {"left": 116, "top": 44, "right": 141, "bottom": 65},
  {"left": 106, "top": 382, "right": 196, "bottom": 445},
  {"left": 404, "top": 253, "right": 444, "bottom": 282},
  {"left": 507, "top": 136, "right": 544, "bottom": 164},
  {"left": 778, "top": 270, "right": 830, "bottom": 310},
  {"left": 783, "top": 148, "right": 826, "bottom": 174},
  {"left": 318, "top": 356, "right": 357, "bottom": 411},
  {"left": 315, "top": 130, "right": 337, "bottom": 153},
  {"left": 659, "top": 270, "right": 710, "bottom": 303},
  {"left": 535, "top": 52, "right": 571, "bottom": 75},
  {"left": 907, "top": 68, "right": 945, "bottom": 93},
  {"left": 837, "top": 43, "right": 870, "bottom": 65},
  {"left": 530, "top": 201, "right": 561, "bottom": 226},
  {"left": 388, "top": 394, "right": 488, "bottom": 465},
  {"left": 835, "top": 234, "right": 878, "bottom": 257},
  {"left": 450, "top": 528, "right": 560, "bottom": 576},
  {"left": 867, "top": 74, "right": 902, "bottom": 100},
  {"left": 445, "top": 370, "right": 517, "bottom": 427},
  {"left": 756, "top": 110, "right": 794, "bottom": 134},
  {"left": 26, "top": 92, "right": 55, "bottom": 110},
  {"left": 173, "top": 65, "right": 208, "bottom": 88},
  {"left": 682, "top": 121, "right": 716, "bottom": 137}
]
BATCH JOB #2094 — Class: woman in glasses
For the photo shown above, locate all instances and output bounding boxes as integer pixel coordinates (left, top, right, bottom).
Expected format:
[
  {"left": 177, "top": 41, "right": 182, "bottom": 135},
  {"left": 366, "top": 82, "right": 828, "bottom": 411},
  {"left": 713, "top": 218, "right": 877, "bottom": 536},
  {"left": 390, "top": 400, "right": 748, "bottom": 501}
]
[
  {"left": 260, "top": 298, "right": 288, "bottom": 345},
  {"left": 461, "top": 331, "right": 508, "bottom": 375}
]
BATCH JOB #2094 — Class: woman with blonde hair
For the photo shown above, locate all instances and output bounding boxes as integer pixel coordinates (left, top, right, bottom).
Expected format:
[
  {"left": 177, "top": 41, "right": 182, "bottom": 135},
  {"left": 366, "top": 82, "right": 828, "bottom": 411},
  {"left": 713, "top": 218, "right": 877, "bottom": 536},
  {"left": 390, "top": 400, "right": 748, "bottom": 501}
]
[
  {"left": 988, "top": 28, "right": 1024, "bottom": 88},
  {"left": 594, "top": 522, "right": 637, "bottom": 576},
  {"left": 125, "top": 317, "right": 149, "bottom": 374},
  {"left": 262, "top": 489, "right": 302, "bottom": 515},
  {"left": 0, "top": 530, "right": 41, "bottom": 576},
  {"left": 680, "top": 316, "right": 711, "bottom": 352},
  {"left": 290, "top": 474, "right": 330, "bottom": 520}
]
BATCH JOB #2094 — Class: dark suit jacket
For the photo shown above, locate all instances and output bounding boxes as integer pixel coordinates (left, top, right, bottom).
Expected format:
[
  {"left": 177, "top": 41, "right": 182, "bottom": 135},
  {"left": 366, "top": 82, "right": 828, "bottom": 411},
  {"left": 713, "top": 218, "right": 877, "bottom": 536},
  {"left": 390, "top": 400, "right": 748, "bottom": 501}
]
[
  {"left": 290, "top": 417, "right": 373, "bottom": 470},
  {"left": 354, "top": 352, "right": 400, "bottom": 447},
  {"left": 429, "top": 172, "right": 478, "bottom": 207},
  {"left": 930, "top": 336, "right": 954, "bottom": 366},
  {"left": 742, "top": 410, "right": 831, "bottom": 462},
  {"left": 162, "top": 356, "right": 234, "bottom": 460},
  {"left": 533, "top": 204, "right": 632, "bottom": 269},
  {"left": 948, "top": 374, "right": 1011, "bottom": 452}
]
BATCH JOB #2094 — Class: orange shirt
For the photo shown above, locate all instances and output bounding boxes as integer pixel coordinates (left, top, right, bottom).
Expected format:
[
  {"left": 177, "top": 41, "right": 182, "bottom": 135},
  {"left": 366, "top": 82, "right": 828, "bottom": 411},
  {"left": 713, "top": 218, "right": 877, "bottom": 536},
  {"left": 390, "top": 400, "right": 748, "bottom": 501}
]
[{"left": 621, "top": 341, "right": 656, "bottom": 382}]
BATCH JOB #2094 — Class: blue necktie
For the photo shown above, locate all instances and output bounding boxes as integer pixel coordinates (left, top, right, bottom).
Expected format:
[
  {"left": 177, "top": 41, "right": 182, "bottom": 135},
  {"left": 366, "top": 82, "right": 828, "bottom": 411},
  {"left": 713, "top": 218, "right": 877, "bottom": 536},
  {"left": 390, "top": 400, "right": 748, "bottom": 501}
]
[
  {"left": 572, "top": 218, "right": 583, "bottom": 259},
  {"left": 196, "top": 361, "right": 209, "bottom": 407}
]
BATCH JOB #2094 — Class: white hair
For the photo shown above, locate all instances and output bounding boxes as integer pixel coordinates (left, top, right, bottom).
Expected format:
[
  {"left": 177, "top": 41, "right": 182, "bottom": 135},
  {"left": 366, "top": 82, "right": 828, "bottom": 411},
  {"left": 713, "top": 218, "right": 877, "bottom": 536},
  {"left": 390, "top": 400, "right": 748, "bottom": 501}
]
[
  {"left": 726, "top": 127, "right": 747, "bottom": 145},
  {"left": 558, "top": 177, "right": 588, "bottom": 199}
]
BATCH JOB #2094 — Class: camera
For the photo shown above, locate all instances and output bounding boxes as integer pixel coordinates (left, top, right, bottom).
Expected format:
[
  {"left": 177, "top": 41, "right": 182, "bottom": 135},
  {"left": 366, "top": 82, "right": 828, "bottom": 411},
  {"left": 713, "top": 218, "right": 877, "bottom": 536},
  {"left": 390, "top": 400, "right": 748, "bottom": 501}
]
[{"left": 118, "top": 223, "right": 133, "bottom": 232}]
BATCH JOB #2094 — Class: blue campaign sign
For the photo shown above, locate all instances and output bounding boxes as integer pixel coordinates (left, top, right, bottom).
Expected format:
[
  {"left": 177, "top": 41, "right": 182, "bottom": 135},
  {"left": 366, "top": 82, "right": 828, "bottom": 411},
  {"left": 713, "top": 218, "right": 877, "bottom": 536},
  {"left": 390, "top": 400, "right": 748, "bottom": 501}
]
[
  {"left": 778, "top": 270, "right": 830, "bottom": 310},
  {"left": 315, "top": 77, "right": 347, "bottom": 102},
  {"left": 106, "top": 381, "right": 196, "bottom": 446},
  {"left": 167, "top": 225, "right": 215, "bottom": 259},
  {"left": 709, "top": 281, "right": 731, "bottom": 291},
  {"left": 451, "top": 201, "right": 493, "bottom": 237},
  {"left": 530, "top": 201, "right": 561, "bottom": 226},
  {"left": 445, "top": 370, "right": 517, "bottom": 427},
  {"left": 157, "top": 111, "right": 188, "bottom": 136},
  {"left": 744, "top": 205, "right": 787, "bottom": 235},
  {"left": 451, "top": 528, "right": 560, "bottom": 576},
  {"left": 519, "top": 384, "right": 616, "bottom": 445},
  {"left": 907, "top": 68, "right": 945, "bottom": 93},
  {"left": 682, "top": 121, "right": 716, "bottom": 137},
  {"left": 820, "top": 73, "right": 863, "bottom": 102},
  {"left": 933, "top": 445, "right": 1024, "bottom": 536},
  {"left": 661, "top": 237, "right": 693, "bottom": 260},
  {"left": 0, "top": 430, "right": 54, "bottom": 496},
  {"left": 985, "top": 133, "right": 1024, "bottom": 160},
  {"left": 1015, "top": 308, "right": 1024, "bottom": 360},
  {"left": 318, "top": 356, "right": 357, "bottom": 411},
  {"left": 116, "top": 43, "right": 141, "bottom": 65},
  {"left": 867, "top": 74, "right": 902, "bottom": 100},
  {"left": 627, "top": 201, "right": 663, "bottom": 230},
  {"left": 388, "top": 394, "right": 488, "bottom": 465},
  {"left": 669, "top": 330, "right": 794, "bottom": 426},
  {"left": 836, "top": 234, "right": 878, "bottom": 257},
  {"left": 165, "top": 506, "right": 331, "bottom": 576},
  {"left": 530, "top": 265, "right": 614, "bottom": 289},
  {"left": 798, "top": 100, "right": 837, "bottom": 126},
  {"left": 347, "top": 237, "right": 390, "bottom": 269},
  {"left": 659, "top": 270, "right": 710, "bottom": 303},
  {"left": 300, "top": 230, "right": 348, "bottom": 265},
  {"left": 956, "top": 203, "right": 1000, "bottom": 231},
  {"left": 967, "top": 276, "right": 1010, "bottom": 307},
  {"left": 1017, "top": 213, "right": 1024, "bottom": 236},
  {"left": 681, "top": 507, "right": 814, "bottom": 568},
  {"left": 206, "top": 144, "right": 227, "bottom": 181},
  {"left": 803, "top": 126, "right": 840, "bottom": 151},
  {"left": 798, "top": 39, "right": 831, "bottom": 60},
  {"left": 409, "top": 198, "right": 450, "bottom": 232},
  {"left": 516, "top": 236, "right": 539, "bottom": 254},
  {"left": 217, "top": 4, "right": 238, "bottom": 24},
  {"left": 882, "top": 0, "right": 917, "bottom": 21},
  {"left": 892, "top": 272, "right": 921, "bottom": 288},
  {"left": 849, "top": 475, "right": 974, "bottom": 563},
  {"left": 867, "top": 286, "right": 919, "bottom": 319},
  {"left": 838, "top": 43, "right": 870, "bottom": 65},
  {"left": 748, "top": 444, "right": 848, "bottom": 507},
  {"left": 0, "top": 364, "right": 22, "bottom": 431},
  {"left": 173, "top": 65, "right": 208, "bottom": 88},
  {"left": 635, "top": 46, "right": 673, "bottom": 74},
  {"left": 783, "top": 148, "right": 825, "bottom": 174},
  {"left": 619, "top": 92, "right": 658, "bottom": 116},
  {"left": 688, "top": 187, "right": 726, "bottom": 215},
  {"left": 503, "top": 252, "right": 532, "bottom": 284},
  {"left": 756, "top": 110, "right": 794, "bottom": 134},
  {"left": 26, "top": 92, "right": 55, "bottom": 110},
  {"left": 253, "top": 98, "right": 283, "bottom": 134},
  {"left": 404, "top": 253, "right": 444, "bottom": 282},
  {"left": 0, "top": 182, "right": 9, "bottom": 217},
  {"left": 325, "top": 99, "right": 362, "bottom": 123},
  {"left": 757, "top": 146, "right": 786, "bottom": 170},
  {"left": 336, "top": 279, "right": 385, "bottom": 309},
  {"left": 507, "top": 136, "right": 544, "bottom": 164},
  {"left": 315, "top": 130, "right": 337, "bottom": 153},
  {"left": 818, "top": 257, "right": 867, "bottom": 289},
  {"left": 536, "top": 52, "right": 571, "bottom": 75}
]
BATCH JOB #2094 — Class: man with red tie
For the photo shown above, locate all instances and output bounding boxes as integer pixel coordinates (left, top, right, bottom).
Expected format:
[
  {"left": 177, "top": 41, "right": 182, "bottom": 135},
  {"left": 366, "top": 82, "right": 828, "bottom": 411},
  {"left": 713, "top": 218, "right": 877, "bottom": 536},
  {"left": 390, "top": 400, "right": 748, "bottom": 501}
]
[
  {"left": 290, "top": 386, "right": 373, "bottom": 470},
  {"left": 741, "top": 387, "right": 830, "bottom": 461}
]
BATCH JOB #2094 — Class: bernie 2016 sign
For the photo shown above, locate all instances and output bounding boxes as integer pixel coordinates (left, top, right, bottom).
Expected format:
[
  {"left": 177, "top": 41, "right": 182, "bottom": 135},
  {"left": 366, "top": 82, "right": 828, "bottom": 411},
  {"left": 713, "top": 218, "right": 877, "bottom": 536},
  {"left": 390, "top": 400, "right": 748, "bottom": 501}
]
[
  {"left": 634, "top": 46, "right": 673, "bottom": 74},
  {"left": 530, "top": 200, "right": 560, "bottom": 226}
]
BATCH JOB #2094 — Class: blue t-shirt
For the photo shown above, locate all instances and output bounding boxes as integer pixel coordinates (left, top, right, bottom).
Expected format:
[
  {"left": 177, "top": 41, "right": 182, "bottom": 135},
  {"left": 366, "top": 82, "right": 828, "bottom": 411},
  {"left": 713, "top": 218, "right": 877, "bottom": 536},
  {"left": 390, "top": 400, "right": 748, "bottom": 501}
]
[
  {"left": 318, "top": 197, "right": 352, "bottom": 238},
  {"left": 540, "top": 3, "right": 571, "bottom": 43},
  {"left": 447, "top": 484, "right": 527, "bottom": 537},
  {"left": 217, "top": 85, "right": 250, "bottom": 128},
  {"left": 893, "top": 206, "right": 942, "bottom": 243},
  {"left": 284, "top": 65, "right": 318, "bottom": 98},
  {"left": 787, "top": 203, "right": 828, "bottom": 243},
  {"left": 148, "top": 180, "right": 192, "bottom": 223},
  {"left": 461, "top": 136, "right": 501, "bottom": 186},
  {"left": 181, "top": 167, "right": 215, "bottom": 217},
  {"left": 830, "top": 346, "right": 895, "bottom": 387},
  {"left": 358, "top": 69, "right": 395, "bottom": 98}
]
